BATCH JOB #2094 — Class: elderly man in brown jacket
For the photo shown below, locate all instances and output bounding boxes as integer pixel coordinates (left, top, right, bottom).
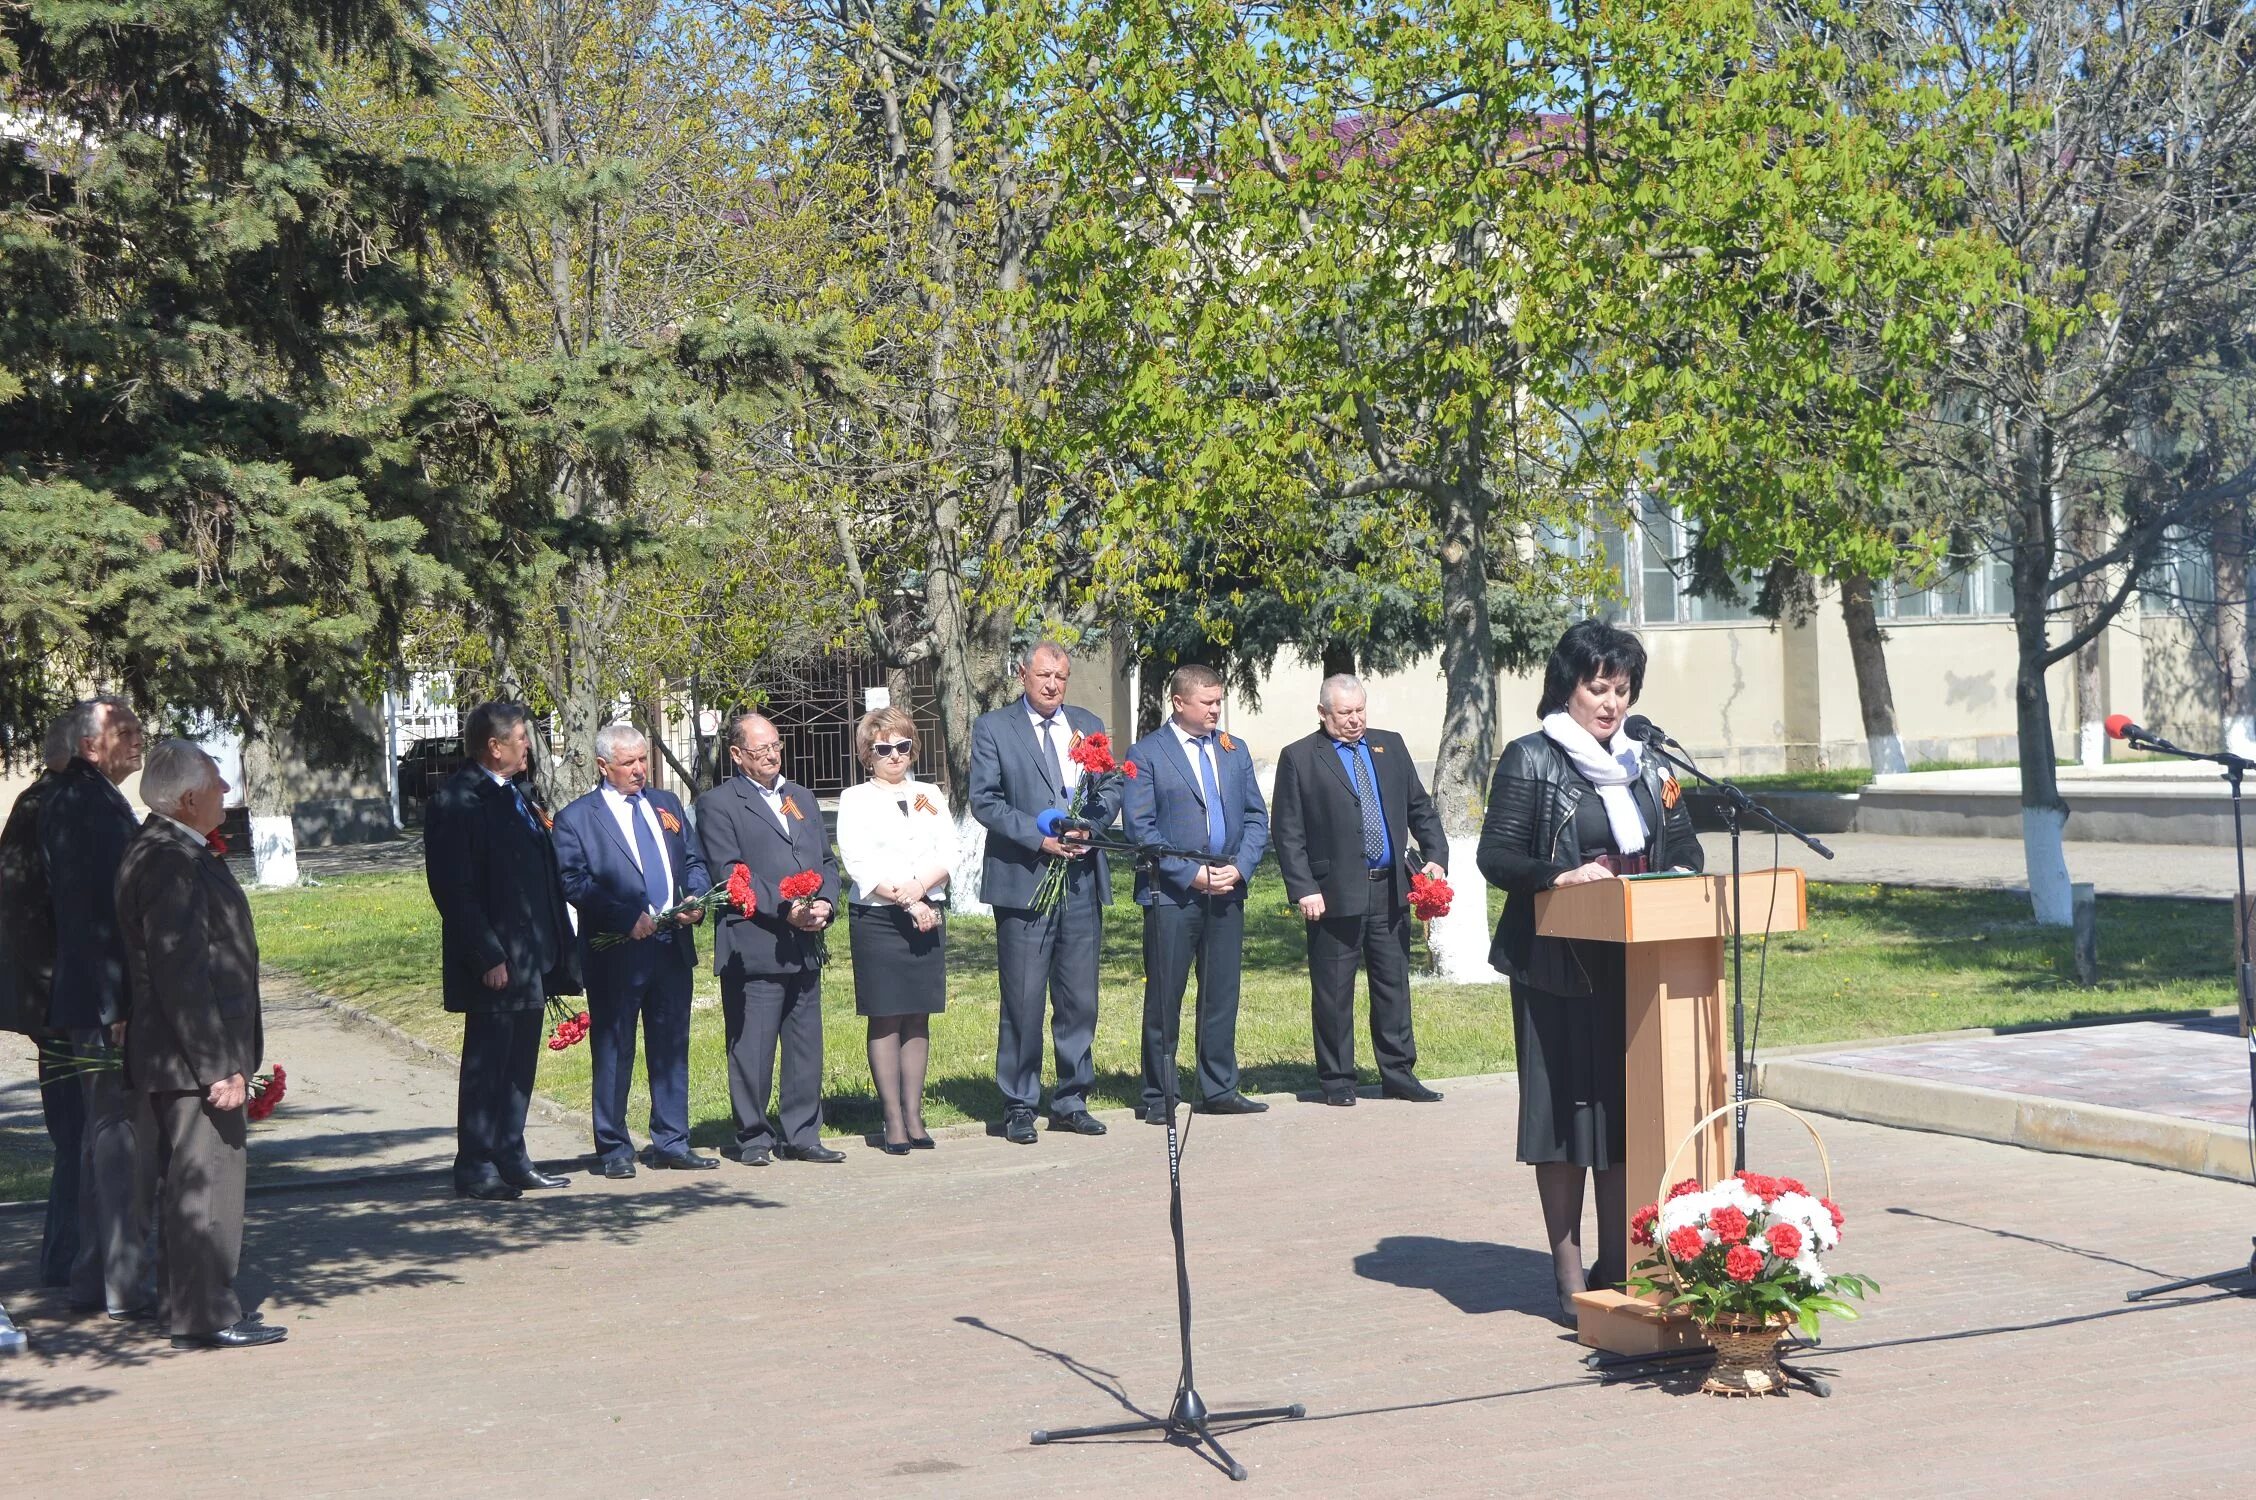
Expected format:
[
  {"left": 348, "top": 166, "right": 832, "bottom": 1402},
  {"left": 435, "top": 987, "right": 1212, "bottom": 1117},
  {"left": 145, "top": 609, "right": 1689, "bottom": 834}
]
[{"left": 116, "top": 739, "right": 285, "bottom": 1350}]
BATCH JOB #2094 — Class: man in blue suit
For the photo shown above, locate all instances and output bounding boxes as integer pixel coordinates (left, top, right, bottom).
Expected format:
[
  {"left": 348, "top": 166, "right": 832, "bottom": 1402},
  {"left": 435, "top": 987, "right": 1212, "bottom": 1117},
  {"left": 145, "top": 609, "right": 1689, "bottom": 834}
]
[
  {"left": 1123, "top": 663, "right": 1270, "bottom": 1120},
  {"left": 969, "top": 642, "right": 1118, "bottom": 1144},
  {"left": 552, "top": 723, "right": 715, "bottom": 1177}
]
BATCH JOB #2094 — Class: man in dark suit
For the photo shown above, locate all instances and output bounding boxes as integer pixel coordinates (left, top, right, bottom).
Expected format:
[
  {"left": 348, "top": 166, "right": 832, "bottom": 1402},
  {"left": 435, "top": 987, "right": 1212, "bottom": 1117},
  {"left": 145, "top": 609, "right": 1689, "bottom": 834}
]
[
  {"left": 552, "top": 723, "right": 715, "bottom": 1177},
  {"left": 693, "top": 712, "right": 843, "bottom": 1165},
  {"left": 1272, "top": 674, "right": 1450, "bottom": 1107},
  {"left": 116, "top": 739, "right": 284, "bottom": 1349},
  {"left": 0, "top": 716, "right": 84, "bottom": 1289},
  {"left": 42, "top": 696, "right": 158, "bottom": 1317},
  {"left": 1123, "top": 664, "right": 1270, "bottom": 1121},
  {"left": 968, "top": 642, "right": 1117, "bottom": 1144},
  {"left": 424, "top": 701, "right": 580, "bottom": 1200}
]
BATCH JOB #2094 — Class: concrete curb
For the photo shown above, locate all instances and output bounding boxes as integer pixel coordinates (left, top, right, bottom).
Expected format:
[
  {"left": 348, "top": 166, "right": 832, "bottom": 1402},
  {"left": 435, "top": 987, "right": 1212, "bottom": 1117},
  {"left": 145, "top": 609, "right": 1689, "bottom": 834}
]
[{"left": 1758, "top": 1056, "right": 2256, "bottom": 1185}]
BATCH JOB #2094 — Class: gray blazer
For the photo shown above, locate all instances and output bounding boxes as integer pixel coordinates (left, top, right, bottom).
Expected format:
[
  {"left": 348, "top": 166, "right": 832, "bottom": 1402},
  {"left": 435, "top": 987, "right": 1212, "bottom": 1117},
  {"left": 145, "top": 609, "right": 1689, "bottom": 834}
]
[
  {"left": 694, "top": 774, "right": 840, "bottom": 979},
  {"left": 116, "top": 816, "right": 262, "bottom": 1093},
  {"left": 968, "top": 698, "right": 1117, "bottom": 910}
]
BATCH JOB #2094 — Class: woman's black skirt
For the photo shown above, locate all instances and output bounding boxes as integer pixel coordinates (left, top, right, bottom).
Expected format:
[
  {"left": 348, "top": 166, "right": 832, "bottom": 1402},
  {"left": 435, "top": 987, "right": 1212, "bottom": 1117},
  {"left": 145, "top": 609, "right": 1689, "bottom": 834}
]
[
  {"left": 848, "top": 903, "right": 947, "bottom": 1017},
  {"left": 1509, "top": 938, "right": 1626, "bottom": 1169}
]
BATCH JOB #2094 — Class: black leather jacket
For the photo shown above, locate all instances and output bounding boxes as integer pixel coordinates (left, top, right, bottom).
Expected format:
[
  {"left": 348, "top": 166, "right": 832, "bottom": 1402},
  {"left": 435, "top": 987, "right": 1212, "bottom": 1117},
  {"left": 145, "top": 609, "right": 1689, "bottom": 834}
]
[{"left": 1474, "top": 728, "right": 1704, "bottom": 995}]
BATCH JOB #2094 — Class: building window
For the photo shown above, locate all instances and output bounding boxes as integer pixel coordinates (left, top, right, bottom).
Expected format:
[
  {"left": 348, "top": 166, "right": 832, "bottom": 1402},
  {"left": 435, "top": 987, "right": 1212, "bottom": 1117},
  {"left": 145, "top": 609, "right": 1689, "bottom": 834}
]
[
  {"left": 2140, "top": 526, "right": 2217, "bottom": 614},
  {"left": 1879, "top": 551, "right": 2010, "bottom": 619}
]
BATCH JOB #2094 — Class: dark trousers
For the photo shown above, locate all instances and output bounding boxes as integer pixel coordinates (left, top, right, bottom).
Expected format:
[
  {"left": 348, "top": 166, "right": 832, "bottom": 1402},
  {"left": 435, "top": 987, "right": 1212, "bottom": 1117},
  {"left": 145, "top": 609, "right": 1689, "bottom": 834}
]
[
  {"left": 456, "top": 1008, "right": 543, "bottom": 1185},
  {"left": 1306, "top": 897, "right": 1419, "bottom": 1092},
  {"left": 37, "top": 1042, "right": 86, "bottom": 1287},
  {"left": 70, "top": 1037, "right": 157, "bottom": 1312},
  {"left": 994, "top": 876, "right": 1102, "bottom": 1115},
  {"left": 1139, "top": 895, "right": 1245, "bottom": 1108},
  {"left": 150, "top": 1089, "right": 247, "bottom": 1338},
  {"left": 588, "top": 958, "right": 693, "bottom": 1161},
  {"left": 721, "top": 971, "right": 824, "bottom": 1152}
]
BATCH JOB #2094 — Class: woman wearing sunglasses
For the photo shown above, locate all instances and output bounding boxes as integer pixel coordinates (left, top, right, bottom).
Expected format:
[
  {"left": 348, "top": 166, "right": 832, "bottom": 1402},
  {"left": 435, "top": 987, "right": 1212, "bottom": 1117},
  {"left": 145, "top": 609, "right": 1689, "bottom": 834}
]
[{"left": 835, "top": 707, "right": 955, "bottom": 1153}]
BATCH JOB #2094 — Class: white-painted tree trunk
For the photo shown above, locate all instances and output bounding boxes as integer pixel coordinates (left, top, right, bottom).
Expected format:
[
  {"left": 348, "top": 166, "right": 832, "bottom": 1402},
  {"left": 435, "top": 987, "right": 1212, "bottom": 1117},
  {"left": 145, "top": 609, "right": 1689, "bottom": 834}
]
[
  {"left": 1866, "top": 732, "right": 1908, "bottom": 777},
  {"left": 2227, "top": 715, "right": 2256, "bottom": 760},
  {"left": 1425, "top": 827, "right": 1497, "bottom": 983},
  {"left": 2021, "top": 803, "right": 2073, "bottom": 927},
  {"left": 950, "top": 808, "right": 991, "bottom": 917},
  {"left": 2078, "top": 718, "right": 2107, "bottom": 768},
  {"left": 252, "top": 815, "right": 300, "bottom": 888}
]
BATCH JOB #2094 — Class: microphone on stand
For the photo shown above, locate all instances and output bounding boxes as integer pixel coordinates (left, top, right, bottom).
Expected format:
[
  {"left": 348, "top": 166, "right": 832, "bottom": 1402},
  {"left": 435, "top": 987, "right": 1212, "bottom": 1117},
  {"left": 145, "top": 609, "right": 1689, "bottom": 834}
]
[
  {"left": 2104, "top": 713, "right": 2147, "bottom": 743},
  {"left": 1622, "top": 714, "right": 1675, "bottom": 748},
  {"left": 1035, "top": 808, "right": 1099, "bottom": 838}
]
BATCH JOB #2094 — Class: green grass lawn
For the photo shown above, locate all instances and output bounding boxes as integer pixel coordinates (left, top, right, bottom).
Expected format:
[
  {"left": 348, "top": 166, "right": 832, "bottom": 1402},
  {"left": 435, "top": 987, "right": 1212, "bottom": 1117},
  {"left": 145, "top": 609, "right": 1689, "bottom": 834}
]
[{"left": 3, "top": 872, "right": 2230, "bottom": 1201}]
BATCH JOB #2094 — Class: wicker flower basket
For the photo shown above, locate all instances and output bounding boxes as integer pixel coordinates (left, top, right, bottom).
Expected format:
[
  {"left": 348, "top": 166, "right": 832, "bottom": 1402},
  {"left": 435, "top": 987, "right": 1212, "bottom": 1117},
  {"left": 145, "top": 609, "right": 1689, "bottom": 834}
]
[{"left": 1653, "top": 1097, "right": 1834, "bottom": 1398}]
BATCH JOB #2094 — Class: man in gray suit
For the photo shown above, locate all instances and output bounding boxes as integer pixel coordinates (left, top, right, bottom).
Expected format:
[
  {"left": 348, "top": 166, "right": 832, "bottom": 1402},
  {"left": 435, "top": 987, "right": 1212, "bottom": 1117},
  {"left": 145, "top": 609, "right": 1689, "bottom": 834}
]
[
  {"left": 969, "top": 643, "right": 1117, "bottom": 1144},
  {"left": 694, "top": 712, "right": 844, "bottom": 1165},
  {"left": 116, "top": 740, "right": 284, "bottom": 1349}
]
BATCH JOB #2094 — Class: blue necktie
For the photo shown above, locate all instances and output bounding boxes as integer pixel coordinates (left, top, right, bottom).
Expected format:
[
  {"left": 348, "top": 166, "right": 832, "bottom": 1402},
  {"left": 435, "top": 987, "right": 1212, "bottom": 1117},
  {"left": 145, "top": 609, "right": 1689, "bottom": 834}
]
[
  {"left": 625, "top": 792, "right": 671, "bottom": 917},
  {"left": 1196, "top": 737, "right": 1227, "bottom": 854},
  {"left": 509, "top": 784, "right": 542, "bottom": 835}
]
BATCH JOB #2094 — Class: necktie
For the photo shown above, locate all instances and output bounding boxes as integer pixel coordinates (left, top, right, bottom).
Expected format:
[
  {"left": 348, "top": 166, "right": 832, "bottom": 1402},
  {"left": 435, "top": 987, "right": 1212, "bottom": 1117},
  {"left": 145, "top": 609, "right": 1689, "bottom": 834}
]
[
  {"left": 509, "top": 784, "right": 542, "bottom": 835},
  {"left": 1351, "top": 745, "right": 1385, "bottom": 865},
  {"left": 625, "top": 792, "right": 671, "bottom": 917},
  {"left": 1037, "top": 715, "right": 1064, "bottom": 795},
  {"left": 1196, "top": 737, "right": 1227, "bottom": 854}
]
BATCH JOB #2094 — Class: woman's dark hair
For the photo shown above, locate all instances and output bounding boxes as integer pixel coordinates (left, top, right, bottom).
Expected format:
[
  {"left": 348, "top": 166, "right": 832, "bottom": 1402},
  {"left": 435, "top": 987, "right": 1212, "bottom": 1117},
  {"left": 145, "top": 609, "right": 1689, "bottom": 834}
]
[{"left": 1536, "top": 619, "right": 1647, "bottom": 718}]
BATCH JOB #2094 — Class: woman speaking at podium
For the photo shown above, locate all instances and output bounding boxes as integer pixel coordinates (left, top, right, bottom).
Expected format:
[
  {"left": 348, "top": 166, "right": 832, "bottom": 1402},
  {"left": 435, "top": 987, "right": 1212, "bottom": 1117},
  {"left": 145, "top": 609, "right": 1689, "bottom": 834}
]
[{"left": 1475, "top": 619, "right": 1703, "bottom": 1324}]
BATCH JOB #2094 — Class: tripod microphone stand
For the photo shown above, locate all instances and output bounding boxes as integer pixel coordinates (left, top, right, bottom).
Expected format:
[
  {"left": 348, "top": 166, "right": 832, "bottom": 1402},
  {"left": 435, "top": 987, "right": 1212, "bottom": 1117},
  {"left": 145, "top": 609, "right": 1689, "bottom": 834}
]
[
  {"left": 1634, "top": 728, "right": 1836, "bottom": 1169},
  {"left": 2118, "top": 722, "right": 2256, "bottom": 1301},
  {"left": 1029, "top": 833, "right": 1304, "bottom": 1479}
]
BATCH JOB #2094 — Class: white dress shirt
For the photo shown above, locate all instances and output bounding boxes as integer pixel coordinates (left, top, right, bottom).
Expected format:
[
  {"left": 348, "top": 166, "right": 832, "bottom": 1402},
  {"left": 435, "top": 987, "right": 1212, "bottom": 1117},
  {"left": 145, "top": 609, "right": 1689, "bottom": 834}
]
[
  {"left": 749, "top": 775, "right": 792, "bottom": 834},
  {"left": 599, "top": 782, "right": 674, "bottom": 910},
  {"left": 1027, "top": 702, "right": 1080, "bottom": 793},
  {"left": 835, "top": 777, "right": 955, "bottom": 906},
  {"left": 1170, "top": 720, "right": 1222, "bottom": 798}
]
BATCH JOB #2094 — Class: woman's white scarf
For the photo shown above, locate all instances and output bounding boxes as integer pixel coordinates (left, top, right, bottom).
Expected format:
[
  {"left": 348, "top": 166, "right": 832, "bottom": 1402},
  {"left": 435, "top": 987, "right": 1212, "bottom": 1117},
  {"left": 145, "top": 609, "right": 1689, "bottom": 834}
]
[{"left": 1541, "top": 711, "right": 1649, "bottom": 856}]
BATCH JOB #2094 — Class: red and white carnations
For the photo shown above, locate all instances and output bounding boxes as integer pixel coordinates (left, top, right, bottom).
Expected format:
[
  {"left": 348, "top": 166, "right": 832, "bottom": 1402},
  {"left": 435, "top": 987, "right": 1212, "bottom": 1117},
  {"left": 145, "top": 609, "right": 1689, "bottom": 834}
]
[{"left": 1626, "top": 1170, "right": 1874, "bottom": 1336}]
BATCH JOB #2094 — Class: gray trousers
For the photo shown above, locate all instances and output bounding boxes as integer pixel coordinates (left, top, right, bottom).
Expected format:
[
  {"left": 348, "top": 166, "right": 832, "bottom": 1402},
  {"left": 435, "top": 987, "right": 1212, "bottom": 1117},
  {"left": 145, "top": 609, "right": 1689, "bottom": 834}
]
[
  {"left": 150, "top": 1090, "right": 247, "bottom": 1338},
  {"left": 993, "top": 877, "right": 1102, "bottom": 1115},
  {"left": 721, "top": 971, "right": 825, "bottom": 1152},
  {"left": 69, "top": 1042, "right": 157, "bottom": 1314}
]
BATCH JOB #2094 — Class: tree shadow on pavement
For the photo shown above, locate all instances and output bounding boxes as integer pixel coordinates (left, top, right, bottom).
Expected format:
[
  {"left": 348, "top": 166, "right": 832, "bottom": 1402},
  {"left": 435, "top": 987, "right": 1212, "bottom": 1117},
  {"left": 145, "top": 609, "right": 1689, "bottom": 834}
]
[
  {"left": 0, "top": 1311, "right": 169, "bottom": 1411},
  {"left": 1352, "top": 1235, "right": 1564, "bottom": 1323}
]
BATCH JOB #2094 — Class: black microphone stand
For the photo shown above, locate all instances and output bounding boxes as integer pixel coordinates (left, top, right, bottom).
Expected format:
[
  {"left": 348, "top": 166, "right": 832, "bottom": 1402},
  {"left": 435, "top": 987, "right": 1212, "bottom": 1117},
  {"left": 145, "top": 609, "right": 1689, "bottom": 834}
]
[
  {"left": 1030, "top": 834, "right": 1304, "bottom": 1479},
  {"left": 1637, "top": 733, "right": 1836, "bottom": 1170},
  {"left": 2121, "top": 726, "right": 2256, "bottom": 1301}
]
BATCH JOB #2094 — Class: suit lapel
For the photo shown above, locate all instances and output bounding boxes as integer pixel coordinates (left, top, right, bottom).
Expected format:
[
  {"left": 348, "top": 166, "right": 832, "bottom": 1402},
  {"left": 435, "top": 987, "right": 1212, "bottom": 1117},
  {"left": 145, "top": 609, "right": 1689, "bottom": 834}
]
[
  {"left": 595, "top": 793, "right": 640, "bottom": 870},
  {"left": 1155, "top": 730, "right": 1204, "bottom": 807},
  {"left": 1319, "top": 736, "right": 1358, "bottom": 798},
  {"left": 1015, "top": 704, "right": 1061, "bottom": 796}
]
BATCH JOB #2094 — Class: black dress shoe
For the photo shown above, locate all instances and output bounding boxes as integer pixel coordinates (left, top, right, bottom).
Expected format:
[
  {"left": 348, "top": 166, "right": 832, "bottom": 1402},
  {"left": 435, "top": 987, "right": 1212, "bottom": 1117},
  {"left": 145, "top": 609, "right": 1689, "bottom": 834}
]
[
  {"left": 1049, "top": 1110, "right": 1108, "bottom": 1136},
  {"left": 775, "top": 1143, "right": 845, "bottom": 1163},
  {"left": 1141, "top": 1101, "right": 1170, "bottom": 1125},
  {"left": 106, "top": 1305, "right": 158, "bottom": 1324},
  {"left": 873, "top": 1137, "right": 912, "bottom": 1156},
  {"left": 1192, "top": 1092, "right": 1269, "bottom": 1115},
  {"left": 1320, "top": 1089, "right": 1357, "bottom": 1107},
  {"left": 641, "top": 1148, "right": 719, "bottom": 1171},
  {"left": 1003, "top": 1109, "right": 1038, "bottom": 1145},
  {"left": 908, "top": 1134, "right": 936, "bottom": 1150},
  {"left": 725, "top": 1145, "right": 772, "bottom": 1166},
  {"left": 501, "top": 1168, "right": 571, "bottom": 1190},
  {"left": 1383, "top": 1080, "right": 1444, "bottom": 1103},
  {"left": 594, "top": 1156, "right": 637, "bottom": 1180},
  {"left": 455, "top": 1178, "right": 522, "bottom": 1201},
  {"left": 171, "top": 1320, "right": 287, "bottom": 1350}
]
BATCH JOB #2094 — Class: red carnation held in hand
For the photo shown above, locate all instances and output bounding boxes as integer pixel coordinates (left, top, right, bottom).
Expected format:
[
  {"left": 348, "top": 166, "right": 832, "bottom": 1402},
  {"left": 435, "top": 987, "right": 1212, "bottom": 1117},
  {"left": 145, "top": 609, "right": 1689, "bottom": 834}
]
[
  {"left": 1665, "top": 1225, "right": 1706, "bottom": 1262},
  {"left": 546, "top": 1011, "right": 591, "bottom": 1051},
  {"left": 206, "top": 831, "right": 229, "bottom": 856},
  {"left": 726, "top": 863, "right": 756, "bottom": 916},
  {"left": 1407, "top": 871, "right": 1453, "bottom": 921},
  {"left": 1068, "top": 732, "right": 1117, "bottom": 776},
  {"left": 1707, "top": 1204, "right": 1749, "bottom": 1244},
  {"left": 779, "top": 870, "right": 824, "bottom": 903},
  {"left": 246, "top": 1063, "right": 286, "bottom": 1121},
  {"left": 1122, "top": 761, "right": 1139, "bottom": 779},
  {"left": 1766, "top": 1222, "right": 1804, "bottom": 1261},
  {"left": 1629, "top": 1203, "right": 1659, "bottom": 1247},
  {"left": 1723, "top": 1244, "right": 1764, "bottom": 1283}
]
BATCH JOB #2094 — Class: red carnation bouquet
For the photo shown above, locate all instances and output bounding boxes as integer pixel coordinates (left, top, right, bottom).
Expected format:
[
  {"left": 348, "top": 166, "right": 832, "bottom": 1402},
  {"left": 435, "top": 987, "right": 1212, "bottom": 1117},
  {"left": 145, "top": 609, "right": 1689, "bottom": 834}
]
[
  {"left": 1624, "top": 1170, "right": 1875, "bottom": 1338},
  {"left": 545, "top": 996, "right": 591, "bottom": 1050},
  {"left": 779, "top": 869, "right": 830, "bottom": 967},
  {"left": 589, "top": 862, "right": 758, "bottom": 950},
  {"left": 247, "top": 1063, "right": 287, "bottom": 1121},
  {"left": 1407, "top": 870, "right": 1453, "bottom": 921},
  {"left": 1031, "top": 732, "right": 1129, "bottom": 912}
]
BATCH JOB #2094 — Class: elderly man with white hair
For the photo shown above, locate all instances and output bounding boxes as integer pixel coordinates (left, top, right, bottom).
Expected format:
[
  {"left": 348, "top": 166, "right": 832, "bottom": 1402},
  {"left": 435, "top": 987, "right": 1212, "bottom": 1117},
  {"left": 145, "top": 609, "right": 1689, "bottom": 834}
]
[
  {"left": 551, "top": 722, "right": 713, "bottom": 1176},
  {"left": 115, "top": 738, "right": 284, "bottom": 1349}
]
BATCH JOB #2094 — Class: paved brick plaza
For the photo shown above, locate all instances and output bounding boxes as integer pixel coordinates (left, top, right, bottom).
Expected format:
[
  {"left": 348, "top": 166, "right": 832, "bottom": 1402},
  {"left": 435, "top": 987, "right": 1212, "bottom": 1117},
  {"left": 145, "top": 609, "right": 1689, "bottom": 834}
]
[{"left": 7, "top": 1064, "right": 2256, "bottom": 1498}]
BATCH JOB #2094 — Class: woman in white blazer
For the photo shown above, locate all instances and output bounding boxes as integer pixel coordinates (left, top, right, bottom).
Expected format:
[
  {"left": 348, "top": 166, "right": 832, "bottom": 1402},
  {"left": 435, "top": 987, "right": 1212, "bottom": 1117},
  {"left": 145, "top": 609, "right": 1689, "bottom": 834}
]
[{"left": 836, "top": 707, "right": 956, "bottom": 1154}]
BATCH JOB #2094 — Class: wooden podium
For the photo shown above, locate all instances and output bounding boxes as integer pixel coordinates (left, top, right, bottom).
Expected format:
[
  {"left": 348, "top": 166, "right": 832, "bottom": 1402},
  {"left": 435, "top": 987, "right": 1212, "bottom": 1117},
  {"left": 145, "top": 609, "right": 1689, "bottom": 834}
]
[{"left": 1532, "top": 868, "right": 1808, "bottom": 1353}]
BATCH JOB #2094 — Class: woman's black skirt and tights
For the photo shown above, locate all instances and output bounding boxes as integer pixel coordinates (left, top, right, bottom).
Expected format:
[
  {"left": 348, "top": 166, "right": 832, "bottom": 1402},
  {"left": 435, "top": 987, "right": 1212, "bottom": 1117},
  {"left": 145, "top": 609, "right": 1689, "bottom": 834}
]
[{"left": 1512, "top": 935, "right": 1629, "bottom": 1322}]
